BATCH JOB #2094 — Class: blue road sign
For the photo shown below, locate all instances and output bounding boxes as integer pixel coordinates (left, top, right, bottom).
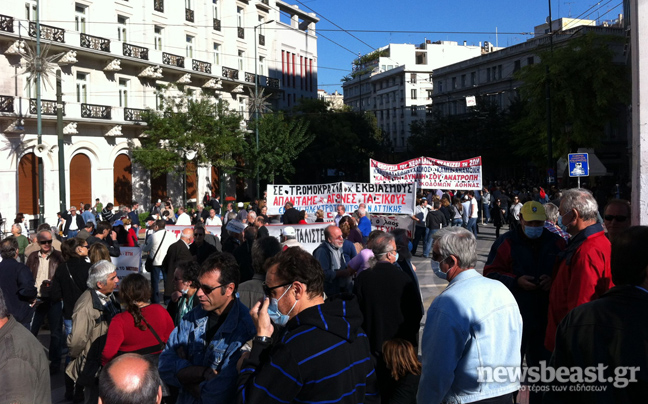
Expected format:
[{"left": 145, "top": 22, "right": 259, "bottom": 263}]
[{"left": 568, "top": 153, "right": 589, "bottom": 177}]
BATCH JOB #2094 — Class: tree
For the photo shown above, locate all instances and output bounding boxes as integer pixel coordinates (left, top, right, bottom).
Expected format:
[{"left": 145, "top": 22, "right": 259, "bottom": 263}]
[{"left": 513, "top": 32, "right": 630, "bottom": 166}]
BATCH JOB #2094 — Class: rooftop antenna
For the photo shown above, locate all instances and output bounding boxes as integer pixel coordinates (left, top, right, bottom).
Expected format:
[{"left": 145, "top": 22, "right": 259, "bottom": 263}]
[
  {"left": 496, "top": 27, "right": 498, "bottom": 47},
  {"left": 565, "top": 1, "right": 575, "bottom": 17}
]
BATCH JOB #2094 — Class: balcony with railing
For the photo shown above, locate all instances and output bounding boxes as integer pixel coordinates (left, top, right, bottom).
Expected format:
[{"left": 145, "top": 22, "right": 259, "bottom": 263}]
[
  {"left": 0, "top": 95, "right": 14, "bottom": 113},
  {"left": 192, "top": 60, "right": 212, "bottom": 74},
  {"left": 123, "top": 43, "right": 149, "bottom": 60},
  {"left": 258, "top": 34, "right": 265, "bottom": 46},
  {"left": 245, "top": 72, "right": 255, "bottom": 83},
  {"left": 266, "top": 77, "right": 280, "bottom": 88},
  {"left": 80, "top": 33, "right": 110, "bottom": 52},
  {"left": 81, "top": 103, "right": 111, "bottom": 119},
  {"left": 0, "top": 14, "right": 14, "bottom": 32},
  {"left": 237, "top": 27, "right": 244, "bottom": 39},
  {"left": 213, "top": 18, "right": 221, "bottom": 31},
  {"left": 30, "top": 99, "right": 65, "bottom": 116},
  {"left": 222, "top": 66, "right": 239, "bottom": 80},
  {"left": 162, "top": 52, "right": 185, "bottom": 68},
  {"left": 154, "top": 0, "right": 164, "bottom": 12},
  {"left": 124, "top": 108, "right": 147, "bottom": 122},
  {"left": 29, "top": 22, "right": 65, "bottom": 43},
  {"left": 185, "top": 8, "right": 194, "bottom": 22}
]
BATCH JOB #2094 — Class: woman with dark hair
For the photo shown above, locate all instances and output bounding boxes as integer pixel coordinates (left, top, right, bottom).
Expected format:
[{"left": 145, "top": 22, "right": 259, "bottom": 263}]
[
  {"left": 259, "top": 205, "right": 270, "bottom": 223},
  {"left": 382, "top": 338, "right": 422, "bottom": 404},
  {"left": 167, "top": 261, "right": 201, "bottom": 325},
  {"left": 14, "top": 212, "right": 29, "bottom": 237},
  {"left": 451, "top": 197, "right": 464, "bottom": 227},
  {"left": 101, "top": 273, "right": 174, "bottom": 365},
  {"left": 340, "top": 215, "right": 363, "bottom": 246},
  {"left": 298, "top": 210, "right": 308, "bottom": 224}
]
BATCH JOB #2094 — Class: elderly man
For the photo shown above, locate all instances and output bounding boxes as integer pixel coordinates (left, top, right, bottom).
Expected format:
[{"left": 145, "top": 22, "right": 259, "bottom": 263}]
[
  {"left": 603, "top": 199, "right": 631, "bottom": 242},
  {"left": 0, "top": 237, "right": 38, "bottom": 328},
  {"left": 545, "top": 188, "right": 614, "bottom": 352},
  {"left": 0, "top": 287, "right": 51, "bottom": 404},
  {"left": 418, "top": 227, "right": 522, "bottom": 403},
  {"left": 176, "top": 207, "right": 192, "bottom": 226},
  {"left": 282, "top": 201, "right": 300, "bottom": 225},
  {"left": 279, "top": 227, "right": 301, "bottom": 249},
  {"left": 543, "top": 202, "right": 570, "bottom": 241},
  {"left": 252, "top": 216, "right": 269, "bottom": 239},
  {"left": 313, "top": 225, "right": 354, "bottom": 297},
  {"left": 205, "top": 209, "right": 222, "bottom": 226},
  {"left": 334, "top": 204, "right": 349, "bottom": 227},
  {"left": 67, "top": 260, "right": 121, "bottom": 404},
  {"left": 98, "top": 353, "right": 163, "bottom": 404},
  {"left": 64, "top": 206, "right": 85, "bottom": 239},
  {"left": 357, "top": 207, "right": 371, "bottom": 245},
  {"left": 26, "top": 229, "right": 65, "bottom": 373},
  {"left": 237, "top": 247, "right": 379, "bottom": 403},
  {"left": 159, "top": 253, "right": 256, "bottom": 404},
  {"left": 10, "top": 223, "right": 29, "bottom": 263},
  {"left": 163, "top": 228, "right": 194, "bottom": 304}
]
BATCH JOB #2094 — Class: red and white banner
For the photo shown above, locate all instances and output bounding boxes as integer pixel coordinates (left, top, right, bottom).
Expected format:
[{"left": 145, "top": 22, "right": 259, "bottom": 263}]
[
  {"left": 112, "top": 247, "right": 143, "bottom": 282},
  {"left": 370, "top": 156, "right": 483, "bottom": 190}
]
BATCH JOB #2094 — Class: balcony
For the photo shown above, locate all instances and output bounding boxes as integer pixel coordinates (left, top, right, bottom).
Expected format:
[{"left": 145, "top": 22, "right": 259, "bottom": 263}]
[
  {"left": 154, "top": 0, "right": 164, "bottom": 12},
  {"left": 185, "top": 8, "right": 194, "bottom": 22},
  {"left": 0, "top": 95, "right": 14, "bottom": 112},
  {"left": 80, "top": 33, "right": 110, "bottom": 52},
  {"left": 245, "top": 72, "right": 255, "bottom": 83},
  {"left": 162, "top": 52, "right": 184, "bottom": 68},
  {"left": 222, "top": 66, "right": 239, "bottom": 80},
  {"left": 266, "top": 77, "right": 280, "bottom": 88},
  {"left": 192, "top": 59, "right": 212, "bottom": 74},
  {"left": 123, "top": 43, "right": 149, "bottom": 60},
  {"left": 29, "top": 22, "right": 65, "bottom": 43},
  {"left": 81, "top": 103, "right": 111, "bottom": 119},
  {"left": 237, "top": 27, "right": 244, "bottom": 39},
  {"left": 0, "top": 14, "right": 14, "bottom": 33},
  {"left": 30, "top": 99, "right": 65, "bottom": 116},
  {"left": 213, "top": 18, "right": 221, "bottom": 31},
  {"left": 124, "top": 107, "right": 147, "bottom": 122},
  {"left": 258, "top": 34, "right": 265, "bottom": 46}
]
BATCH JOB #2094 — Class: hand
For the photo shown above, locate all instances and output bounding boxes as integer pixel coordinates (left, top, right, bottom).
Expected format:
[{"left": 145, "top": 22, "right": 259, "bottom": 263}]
[
  {"left": 517, "top": 275, "right": 538, "bottom": 291},
  {"left": 538, "top": 274, "right": 552, "bottom": 292},
  {"left": 110, "top": 230, "right": 117, "bottom": 241},
  {"left": 250, "top": 297, "right": 274, "bottom": 338},
  {"left": 171, "top": 291, "right": 183, "bottom": 303}
]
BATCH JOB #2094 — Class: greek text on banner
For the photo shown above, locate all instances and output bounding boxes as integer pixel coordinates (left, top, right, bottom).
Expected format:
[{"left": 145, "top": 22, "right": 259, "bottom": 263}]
[{"left": 370, "top": 156, "right": 483, "bottom": 190}]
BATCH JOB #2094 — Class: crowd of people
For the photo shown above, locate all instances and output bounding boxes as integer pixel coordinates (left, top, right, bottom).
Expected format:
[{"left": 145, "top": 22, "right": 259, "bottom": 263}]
[{"left": 0, "top": 183, "right": 645, "bottom": 404}]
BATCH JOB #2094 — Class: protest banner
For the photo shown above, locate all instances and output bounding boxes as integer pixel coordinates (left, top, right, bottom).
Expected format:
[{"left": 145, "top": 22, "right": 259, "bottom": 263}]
[
  {"left": 111, "top": 247, "right": 142, "bottom": 281},
  {"left": 370, "top": 215, "right": 415, "bottom": 239},
  {"left": 370, "top": 156, "right": 483, "bottom": 190},
  {"left": 266, "top": 182, "right": 417, "bottom": 218}
]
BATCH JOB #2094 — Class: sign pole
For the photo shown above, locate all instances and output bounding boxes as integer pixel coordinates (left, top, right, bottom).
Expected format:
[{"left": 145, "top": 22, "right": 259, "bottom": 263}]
[{"left": 578, "top": 177, "right": 581, "bottom": 189}]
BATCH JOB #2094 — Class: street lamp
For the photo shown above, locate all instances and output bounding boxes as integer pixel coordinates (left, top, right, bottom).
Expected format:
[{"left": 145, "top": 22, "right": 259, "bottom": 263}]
[{"left": 254, "top": 19, "right": 274, "bottom": 201}]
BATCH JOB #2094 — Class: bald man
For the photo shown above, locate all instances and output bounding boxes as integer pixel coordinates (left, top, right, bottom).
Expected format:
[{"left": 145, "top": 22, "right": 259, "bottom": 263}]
[
  {"left": 98, "top": 354, "right": 162, "bottom": 404},
  {"left": 163, "top": 228, "right": 194, "bottom": 304}
]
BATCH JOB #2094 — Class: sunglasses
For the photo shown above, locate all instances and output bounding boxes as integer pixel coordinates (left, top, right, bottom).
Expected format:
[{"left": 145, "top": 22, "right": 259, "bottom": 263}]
[
  {"left": 195, "top": 233, "right": 205, "bottom": 237},
  {"left": 39, "top": 240, "right": 53, "bottom": 245},
  {"left": 604, "top": 215, "right": 628, "bottom": 222},
  {"left": 262, "top": 282, "right": 292, "bottom": 297},
  {"left": 199, "top": 283, "right": 226, "bottom": 295}
]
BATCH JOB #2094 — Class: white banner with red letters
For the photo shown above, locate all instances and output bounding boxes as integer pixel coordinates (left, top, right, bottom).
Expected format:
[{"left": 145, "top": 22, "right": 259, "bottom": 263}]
[
  {"left": 370, "top": 156, "right": 483, "bottom": 190},
  {"left": 112, "top": 247, "right": 143, "bottom": 282},
  {"left": 266, "top": 182, "right": 417, "bottom": 218}
]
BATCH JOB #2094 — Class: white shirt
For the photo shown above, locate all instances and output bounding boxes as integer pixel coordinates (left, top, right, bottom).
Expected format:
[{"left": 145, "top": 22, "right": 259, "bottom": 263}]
[
  {"left": 470, "top": 198, "right": 478, "bottom": 219},
  {"left": 69, "top": 214, "right": 79, "bottom": 231},
  {"left": 414, "top": 205, "right": 430, "bottom": 227},
  {"left": 142, "top": 229, "right": 177, "bottom": 266},
  {"left": 206, "top": 216, "right": 222, "bottom": 226},
  {"left": 175, "top": 212, "right": 192, "bottom": 226}
]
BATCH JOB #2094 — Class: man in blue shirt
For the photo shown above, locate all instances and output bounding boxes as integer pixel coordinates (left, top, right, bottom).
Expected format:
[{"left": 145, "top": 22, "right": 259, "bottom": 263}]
[{"left": 357, "top": 206, "right": 371, "bottom": 245}]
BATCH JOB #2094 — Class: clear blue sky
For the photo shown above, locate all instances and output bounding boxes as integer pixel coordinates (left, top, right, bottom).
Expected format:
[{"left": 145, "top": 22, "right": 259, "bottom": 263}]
[{"left": 295, "top": 0, "right": 624, "bottom": 94}]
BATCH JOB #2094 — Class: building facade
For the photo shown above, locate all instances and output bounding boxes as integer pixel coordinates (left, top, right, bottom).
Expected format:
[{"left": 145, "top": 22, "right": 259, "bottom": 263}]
[{"left": 0, "top": 0, "right": 318, "bottom": 227}]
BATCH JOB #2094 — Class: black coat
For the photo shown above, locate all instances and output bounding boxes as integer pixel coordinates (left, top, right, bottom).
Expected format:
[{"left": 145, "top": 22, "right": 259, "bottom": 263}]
[
  {"left": 163, "top": 240, "right": 194, "bottom": 297},
  {"left": 189, "top": 241, "right": 218, "bottom": 265},
  {"left": 50, "top": 257, "right": 91, "bottom": 319},
  {"left": 0, "top": 258, "right": 37, "bottom": 327},
  {"left": 282, "top": 208, "right": 300, "bottom": 225},
  {"left": 63, "top": 214, "right": 85, "bottom": 236}
]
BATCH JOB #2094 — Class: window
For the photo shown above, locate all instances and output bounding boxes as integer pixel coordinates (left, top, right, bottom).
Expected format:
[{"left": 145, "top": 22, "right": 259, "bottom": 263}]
[
  {"left": 155, "top": 85, "right": 163, "bottom": 110},
  {"left": 154, "top": 26, "right": 163, "bottom": 51},
  {"left": 119, "top": 79, "right": 129, "bottom": 108},
  {"left": 487, "top": 69, "right": 491, "bottom": 82},
  {"left": 213, "top": 43, "right": 221, "bottom": 65},
  {"left": 471, "top": 72, "right": 476, "bottom": 86},
  {"left": 117, "top": 15, "right": 128, "bottom": 42},
  {"left": 259, "top": 56, "right": 265, "bottom": 75},
  {"left": 25, "top": 0, "right": 37, "bottom": 21},
  {"left": 527, "top": 56, "right": 535, "bottom": 65},
  {"left": 76, "top": 72, "right": 88, "bottom": 103},
  {"left": 498, "top": 65, "right": 503, "bottom": 79},
  {"left": 410, "top": 73, "right": 417, "bottom": 83},
  {"left": 75, "top": 4, "right": 87, "bottom": 33},
  {"left": 513, "top": 60, "right": 521, "bottom": 72},
  {"left": 411, "top": 106, "right": 417, "bottom": 116},
  {"left": 427, "top": 90, "right": 433, "bottom": 100},
  {"left": 452, "top": 77, "right": 457, "bottom": 89},
  {"left": 429, "top": 73, "right": 433, "bottom": 82},
  {"left": 237, "top": 7, "right": 243, "bottom": 27},
  {"left": 25, "top": 78, "right": 36, "bottom": 99},
  {"left": 461, "top": 74, "right": 466, "bottom": 88},
  {"left": 238, "top": 50, "right": 245, "bottom": 71},
  {"left": 437, "top": 81, "right": 443, "bottom": 93},
  {"left": 186, "top": 35, "right": 194, "bottom": 58},
  {"left": 212, "top": 0, "right": 219, "bottom": 20},
  {"left": 410, "top": 89, "right": 417, "bottom": 100}
]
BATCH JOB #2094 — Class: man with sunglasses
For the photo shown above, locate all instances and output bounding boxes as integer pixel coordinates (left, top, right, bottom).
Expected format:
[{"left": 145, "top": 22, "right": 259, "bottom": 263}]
[
  {"left": 603, "top": 199, "right": 631, "bottom": 242},
  {"left": 159, "top": 253, "right": 255, "bottom": 404}
]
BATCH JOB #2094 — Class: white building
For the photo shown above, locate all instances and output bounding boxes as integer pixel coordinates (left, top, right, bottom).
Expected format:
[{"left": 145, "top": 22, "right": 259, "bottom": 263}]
[
  {"left": 317, "top": 89, "right": 343, "bottom": 110},
  {"left": 342, "top": 40, "right": 493, "bottom": 151},
  {"left": 0, "top": 0, "right": 317, "bottom": 227}
]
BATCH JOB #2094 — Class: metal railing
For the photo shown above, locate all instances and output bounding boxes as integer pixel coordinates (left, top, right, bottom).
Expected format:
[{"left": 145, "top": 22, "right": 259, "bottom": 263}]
[
  {"left": 80, "top": 33, "right": 110, "bottom": 52},
  {"left": 30, "top": 99, "right": 64, "bottom": 116},
  {"left": 162, "top": 52, "right": 185, "bottom": 68},
  {"left": 213, "top": 18, "right": 221, "bottom": 31},
  {"left": 81, "top": 103, "right": 111, "bottom": 119},
  {"left": 124, "top": 108, "right": 146, "bottom": 121},
  {"left": 185, "top": 8, "right": 194, "bottom": 22},
  {"left": 123, "top": 43, "right": 149, "bottom": 60},
  {"left": 259, "top": 34, "right": 265, "bottom": 46},
  {"left": 0, "top": 95, "right": 14, "bottom": 113},
  {"left": 192, "top": 59, "right": 212, "bottom": 74},
  {"left": 222, "top": 66, "right": 239, "bottom": 80},
  {"left": 245, "top": 72, "right": 255, "bottom": 83},
  {"left": 154, "top": 0, "right": 164, "bottom": 12},
  {"left": 0, "top": 14, "right": 14, "bottom": 32},
  {"left": 29, "top": 21, "right": 65, "bottom": 43},
  {"left": 237, "top": 27, "right": 244, "bottom": 39}
]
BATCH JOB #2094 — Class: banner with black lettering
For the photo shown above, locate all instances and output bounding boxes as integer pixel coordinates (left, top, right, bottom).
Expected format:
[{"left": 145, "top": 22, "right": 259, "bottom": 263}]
[
  {"left": 112, "top": 247, "right": 142, "bottom": 281},
  {"left": 370, "top": 156, "right": 483, "bottom": 190},
  {"left": 370, "top": 215, "right": 415, "bottom": 239},
  {"left": 266, "top": 182, "right": 417, "bottom": 218}
]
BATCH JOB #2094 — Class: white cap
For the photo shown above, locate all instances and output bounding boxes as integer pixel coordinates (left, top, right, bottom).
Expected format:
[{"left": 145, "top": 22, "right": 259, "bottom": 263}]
[
  {"left": 282, "top": 227, "right": 296, "bottom": 237},
  {"left": 237, "top": 202, "right": 244, "bottom": 208}
]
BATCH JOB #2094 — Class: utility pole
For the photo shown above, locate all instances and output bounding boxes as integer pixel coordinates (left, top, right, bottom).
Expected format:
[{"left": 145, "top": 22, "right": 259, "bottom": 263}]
[
  {"left": 36, "top": 0, "right": 45, "bottom": 224},
  {"left": 545, "top": 0, "right": 555, "bottom": 185},
  {"left": 56, "top": 70, "right": 65, "bottom": 213},
  {"left": 254, "top": 19, "right": 274, "bottom": 201}
]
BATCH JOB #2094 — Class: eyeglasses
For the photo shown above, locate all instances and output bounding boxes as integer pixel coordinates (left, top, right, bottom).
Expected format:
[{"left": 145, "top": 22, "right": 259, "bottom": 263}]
[
  {"left": 431, "top": 251, "right": 447, "bottom": 262},
  {"left": 198, "top": 283, "right": 227, "bottom": 295},
  {"left": 604, "top": 215, "right": 627, "bottom": 222},
  {"left": 39, "top": 240, "right": 53, "bottom": 245},
  {"left": 195, "top": 233, "right": 205, "bottom": 237},
  {"left": 262, "top": 282, "right": 292, "bottom": 297}
]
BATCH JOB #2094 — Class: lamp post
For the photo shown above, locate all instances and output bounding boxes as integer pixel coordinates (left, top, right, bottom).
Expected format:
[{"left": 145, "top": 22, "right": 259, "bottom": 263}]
[
  {"left": 254, "top": 19, "right": 274, "bottom": 201},
  {"left": 36, "top": 0, "right": 44, "bottom": 224}
]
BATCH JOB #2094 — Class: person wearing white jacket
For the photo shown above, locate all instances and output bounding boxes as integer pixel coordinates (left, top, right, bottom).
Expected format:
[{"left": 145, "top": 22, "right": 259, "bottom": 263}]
[{"left": 142, "top": 220, "right": 177, "bottom": 303}]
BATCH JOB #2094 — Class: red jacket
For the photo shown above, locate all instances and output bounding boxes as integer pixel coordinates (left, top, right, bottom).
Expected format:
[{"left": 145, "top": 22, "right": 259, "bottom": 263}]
[{"left": 545, "top": 224, "right": 613, "bottom": 351}]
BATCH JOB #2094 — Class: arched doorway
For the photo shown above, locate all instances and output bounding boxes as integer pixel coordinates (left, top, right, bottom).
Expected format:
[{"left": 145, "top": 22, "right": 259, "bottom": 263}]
[
  {"left": 18, "top": 152, "right": 40, "bottom": 214},
  {"left": 113, "top": 154, "right": 132, "bottom": 206},
  {"left": 69, "top": 153, "right": 92, "bottom": 207},
  {"left": 211, "top": 166, "right": 220, "bottom": 198},
  {"left": 151, "top": 172, "right": 167, "bottom": 203},
  {"left": 186, "top": 161, "right": 197, "bottom": 202}
]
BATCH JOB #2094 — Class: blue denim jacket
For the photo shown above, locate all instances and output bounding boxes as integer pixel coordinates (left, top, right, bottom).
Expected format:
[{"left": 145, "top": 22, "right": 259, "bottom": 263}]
[
  {"left": 159, "top": 297, "right": 256, "bottom": 404},
  {"left": 418, "top": 269, "right": 522, "bottom": 404}
]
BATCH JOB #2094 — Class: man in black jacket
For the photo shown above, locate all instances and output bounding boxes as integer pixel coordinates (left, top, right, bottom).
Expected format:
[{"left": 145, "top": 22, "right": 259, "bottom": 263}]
[
  {"left": 0, "top": 237, "right": 37, "bottom": 328},
  {"left": 162, "top": 228, "right": 194, "bottom": 304},
  {"left": 423, "top": 199, "right": 448, "bottom": 258},
  {"left": 63, "top": 206, "right": 85, "bottom": 239},
  {"left": 87, "top": 221, "right": 121, "bottom": 257},
  {"left": 546, "top": 225, "right": 648, "bottom": 403},
  {"left": 282, "top": 202, "right": 300, "bottom": 225}
]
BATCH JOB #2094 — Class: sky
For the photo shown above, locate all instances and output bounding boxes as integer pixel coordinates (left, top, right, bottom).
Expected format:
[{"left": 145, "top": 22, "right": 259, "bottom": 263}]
[{"left": 296, "top": 0, "right": 625, "bottom": 94}]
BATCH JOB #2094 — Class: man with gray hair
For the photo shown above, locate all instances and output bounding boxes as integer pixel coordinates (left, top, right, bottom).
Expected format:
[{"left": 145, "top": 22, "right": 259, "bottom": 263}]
[
  {"left": 543, "top": 202, "right": 570, "bottom": 241},
  {"left": 545, "top": 188, "right": 614, "bottom": 352},
  {"left": 67, "top": 260, "right": 121, "bottom": 404},
  {"left": 163, "top": 228, "right": 194, "bottom": 304},
  {"left": 418, "top": 227, "right": 522, "bottom": 404},
  {"left": 0, "top": 287, "right": 51, "bottom": 404},
  {"left": 357, "top": 207, "right": 371, "bottom": 245}
]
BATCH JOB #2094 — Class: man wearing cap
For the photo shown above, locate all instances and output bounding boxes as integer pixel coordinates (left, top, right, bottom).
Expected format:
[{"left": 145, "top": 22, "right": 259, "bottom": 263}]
[
  {"left": 236, "top": 203, "right": 248, "bottom": 224},
  {"left": 484, "top": 201, "right": 565, "bottom": 403},
  {"left": 280, "top": 227, "right": 301, "bottom": 250}
]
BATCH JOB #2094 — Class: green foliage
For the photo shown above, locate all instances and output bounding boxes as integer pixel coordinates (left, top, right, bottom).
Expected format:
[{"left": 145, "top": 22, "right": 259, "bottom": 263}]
[{"left": 513, "top": 32, "right": 630, "bottom": 165}]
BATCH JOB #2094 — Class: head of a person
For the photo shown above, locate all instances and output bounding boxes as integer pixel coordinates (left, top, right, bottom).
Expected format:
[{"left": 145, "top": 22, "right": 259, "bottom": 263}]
[
  {"left": 177, "top": 207, "right": 185, "bottom": 215},
  {"left": 226, "top": 202, "right": 233, "bottom": 210},
  {"left": 106, "top": 203, "right": 114, "bottom": 211},
  {"left": 98, "top": 353, "right": 162, "bottom": 404},
  {"left": 316, "top": 209, "right": 324, "bottom": 219},
  {"left": 604, "top": 199, "right": 631, "bottom": 241},
  {"left": 131, "top": 201, "right": 139, "bottom": 211},
  {"left": 0, "top": 237, "right": 18, "bottom": 260},
  {"left": 254, "top": 216, "right": 265, "bottom": 229},
  {"left": 382, "top": 338, "right": 422, "bottom": 381},
  {"left": 89, "top": 243, "right": 111, "bottom": 264},
  {"left": 432, "top": 200, "right": 441, "bottom": 210},
  {"left": 96, "top": 221, "right": 112, "bottom": 238},
  {"left": 298, "top": 210, "right": 306, "bottom": 221},
  {"left": 237, "top": 202, "right": 244, "bottom": 210},
  {"left": 281, "top": 227, "right": 296, "bottom": 242},
  {"left": 340, "top": 215, "right": 356, "bottom": 230},
  {"left": 227, "top": 211, "right": 237, "bottom": 222},
  {"left": 559, "top": 188, "right": 599, "bottom": 236},
  {"left": 193, "top": 224, "right": 206, "bottom": 245},
  {"left": 264, "top": 247, "right": 325, "bottom": 320},
  {"left": 10, "top": 223, "right": 21, "bottom": 236},
  {"left": 611, "top": 226, "right": 648, "bottom": 288},
  {"left": 62, "top": 237, "right": 88, "bottom": 261},
  {"left": 544, "top": 202, "right": 560, "bottom": 224},
  {"left": 251, "top": 237, "right": 282, "bottom": 275},
  {"left": 420, "top": 197, "right": 427, "bottom": 207},
  {"left": 336, "top": 205, "right": 345, "bottom": 216},
  {"left": 371, "top": 233, "right": 398, "bottom": 264},
  {"left": 87, "top": 260, "right": 119, "bottom": 294},
  {"left": 452, "top": 197, "right": 461, "bottom": 205},
  {"left": 324, "top": 225, "right": 344, "bottom": 249},
  {"left": 70, "top": 206, "right": 78, "bottom": 216},
  {"left": 244, "top": 226, "right": 257, "bottom": 242},
  {"left": 432, "top": 227, "right": 477, "bottom": 281},
  {"left": 15, "top": 213, "right": 25, "bottom": 223},
  {"left": 174, "top": 260, "right": 201, "bottom": 294},
  {"left": 154, "top": 220, "right": 166, "bottom": 231},
  {"left": 519, "top": 201, "right": 546, "bottom": 240},
  {"left": 180, "top": 228, "right": 194, "bottom": 245},
  {"left": 196, "top": 253, "right": 240, "bottom": 314},
  {"left": 285, "top": 201, "right": 294, "bottom": 211},
  {"left": 122, "top": 218, "right": 131, "bottom": 229},
  {"left": 119, "top": 274, "right": 151, "bottom": 329},
  {"left": 247, "top": 211, "right": 257, "bottom": 224},
  {"left": 209, "top": 209, "right": 216, "bottom": 218},
  {"left": 84, "top": 221, "right": 95, "bottom": 233},
  {"left": 261, "top": 206, "right": 268, "bottom": 215},
  {"left": 37, "top": 230, "right": 53, "bottom": 253}
]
